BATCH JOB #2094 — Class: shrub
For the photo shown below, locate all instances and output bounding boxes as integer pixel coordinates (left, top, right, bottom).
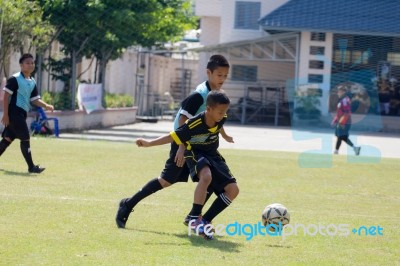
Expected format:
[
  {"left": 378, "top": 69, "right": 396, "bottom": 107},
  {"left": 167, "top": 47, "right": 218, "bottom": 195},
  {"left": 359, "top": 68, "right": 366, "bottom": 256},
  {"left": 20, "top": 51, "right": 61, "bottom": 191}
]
[
  {"left": 40, "top": 91, "right": 133, "bottom": 110},
  {"left": 41, "top": 91, "right": 73, "bottom": 110},
  {"left": 104, "top": 93, "right": 133, "bottom": 108}
]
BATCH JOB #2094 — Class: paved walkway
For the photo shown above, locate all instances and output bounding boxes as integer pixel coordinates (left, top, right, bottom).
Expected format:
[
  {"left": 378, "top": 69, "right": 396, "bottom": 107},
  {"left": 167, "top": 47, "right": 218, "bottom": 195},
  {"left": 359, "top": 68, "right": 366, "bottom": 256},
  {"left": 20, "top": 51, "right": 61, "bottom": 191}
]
[{"left": 61, "top": 121, "right": 400, "bottom": 159}]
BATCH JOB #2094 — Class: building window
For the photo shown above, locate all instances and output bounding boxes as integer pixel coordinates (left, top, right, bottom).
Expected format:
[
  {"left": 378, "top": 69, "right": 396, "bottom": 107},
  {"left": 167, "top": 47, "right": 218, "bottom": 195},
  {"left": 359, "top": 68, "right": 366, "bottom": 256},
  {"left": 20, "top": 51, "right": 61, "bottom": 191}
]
[
  {"left": 310, "top": 46, "right": 325, "bottom": 55},
  {"left": 308, "top": 74, "right": 323, "bottom": 83},
  {"left": 309, "top": 60, "right": 324, "bottom": 69},
  {"left": 231, "top": 65, "right": 258, "bottom": 81},
  {"left": 333, "top": 50, "right": 351, "bottom": 63},
  {"left": 351, "top": 51, "right": 369, "bottom": 65},
  {"left": 387, "top": 52, "right": 400, "bottom": 66},
  {"left": 234, "top": 1, "right": 261, "bottom": 30},
  {"left": 311, "top": 32, "right": 326, "bottom": 42}
]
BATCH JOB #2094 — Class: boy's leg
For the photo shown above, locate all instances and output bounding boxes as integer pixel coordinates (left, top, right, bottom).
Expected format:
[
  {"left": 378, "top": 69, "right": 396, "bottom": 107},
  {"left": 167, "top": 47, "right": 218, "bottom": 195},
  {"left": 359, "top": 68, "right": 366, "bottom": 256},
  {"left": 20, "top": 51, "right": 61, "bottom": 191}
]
[
  {"left": 116, "top": 144, "right": 190, "bottom": 228},
  {"left": 202, "top": 183, "right": 239, "bottom": 223},
  {"left": 19, "top": 139, "right": 45, "bottom": 173},
  {"left": 343, "top": 135, "right": 361, "bottom": 155},
  {"left": 334, "top": 137, "right": 342, "bottom": 153},
  {"left": 187, "top": 166, "right": 212, "bottom": 220},
  {"left": 20, "top": 140, "right": 35, "bottom": 170},
  {"left": 342, "top": 135, "right": 354, "bottom": 147},
  {"left": 124, "top": 177, "right": 165, "bottom": 210},
  {"left": 184, "top": 185, "right": 213, "bottom": 225},
  {"left": 0, "top": 138, "right": 11, "bottom": 156}
]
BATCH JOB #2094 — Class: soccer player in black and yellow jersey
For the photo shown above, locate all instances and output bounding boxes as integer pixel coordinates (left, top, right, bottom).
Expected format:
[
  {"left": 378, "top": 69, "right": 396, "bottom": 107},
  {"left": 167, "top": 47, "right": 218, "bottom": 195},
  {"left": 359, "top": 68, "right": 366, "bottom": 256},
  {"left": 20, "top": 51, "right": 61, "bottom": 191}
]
[{"left": 136, "top": 91, "right": 239, "bottom": 239}]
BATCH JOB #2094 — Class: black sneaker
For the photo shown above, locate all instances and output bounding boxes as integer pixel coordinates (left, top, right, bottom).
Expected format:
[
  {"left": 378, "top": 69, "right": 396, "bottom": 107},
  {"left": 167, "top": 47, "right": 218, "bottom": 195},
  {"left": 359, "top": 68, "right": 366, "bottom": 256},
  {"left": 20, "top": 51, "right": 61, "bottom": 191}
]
[
  {"left": 183, "top": 214, "right": 191, "bottom": 226},
  {"left": 116, "top": 198, "right": 133, "bottom": 229},
  {"left": 28, "top": 165, "right": 45, "bottom": 173}
]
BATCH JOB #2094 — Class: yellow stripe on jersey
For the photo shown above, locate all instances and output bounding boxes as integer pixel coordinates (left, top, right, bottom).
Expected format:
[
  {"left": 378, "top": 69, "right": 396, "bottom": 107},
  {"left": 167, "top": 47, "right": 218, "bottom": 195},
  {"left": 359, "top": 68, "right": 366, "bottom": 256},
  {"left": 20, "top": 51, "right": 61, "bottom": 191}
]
[
  {"left": 208, "top": 125, "right": 218, "bottom": 133},
  {"left": 188, "top": 118, "right": 202, "bottom": 129},
  {"left": 170, "top": 131, "right": 182, "bottom": 145}
]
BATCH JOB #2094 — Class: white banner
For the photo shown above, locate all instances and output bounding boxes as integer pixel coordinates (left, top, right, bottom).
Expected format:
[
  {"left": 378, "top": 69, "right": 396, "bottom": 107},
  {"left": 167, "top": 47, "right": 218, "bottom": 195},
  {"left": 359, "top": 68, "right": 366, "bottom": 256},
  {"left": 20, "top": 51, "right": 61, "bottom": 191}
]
[{"left": 77, "top": 83, "right": 103, "bottom": 114}]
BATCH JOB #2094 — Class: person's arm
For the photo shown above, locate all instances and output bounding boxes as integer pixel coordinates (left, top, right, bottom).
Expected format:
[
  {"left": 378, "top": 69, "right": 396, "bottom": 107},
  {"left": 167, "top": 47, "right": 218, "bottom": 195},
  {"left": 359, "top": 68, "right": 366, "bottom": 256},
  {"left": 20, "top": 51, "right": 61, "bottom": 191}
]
[
  {"left": 1, "top": 91, "right": 11, "bottom": 126},
  {"left": 175, "top": 114, "right": 189, "bottom": 167},
  {"left": 136, "top": 134, "right": 173, "bottom": 148},
  {"left": 32, "top": 99, "right": 54, "bottom": 112},
  {"left": 220, "top": 126, "right": 234, "bottom": 143}
]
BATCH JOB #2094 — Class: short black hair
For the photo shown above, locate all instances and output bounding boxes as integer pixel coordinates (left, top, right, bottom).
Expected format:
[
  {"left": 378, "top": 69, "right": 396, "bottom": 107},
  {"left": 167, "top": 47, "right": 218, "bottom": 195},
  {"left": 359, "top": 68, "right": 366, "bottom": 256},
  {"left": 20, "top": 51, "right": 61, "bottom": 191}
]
[
  {"left": 19, "top": 53, "right": 34, "bottom": 64},
  {"left": 206, "top": 54, "right": 230, "bottom": 72},
  {"left": 206, "top": 90, "right": 230, "bottom": 107}
]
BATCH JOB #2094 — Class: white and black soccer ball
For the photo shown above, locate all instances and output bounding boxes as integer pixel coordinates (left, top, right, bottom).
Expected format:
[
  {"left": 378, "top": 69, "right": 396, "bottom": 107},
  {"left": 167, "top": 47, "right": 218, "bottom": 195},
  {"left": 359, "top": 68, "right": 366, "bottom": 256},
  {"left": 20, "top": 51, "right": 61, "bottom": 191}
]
[{"left": 262, "top": 203, "right": 290, "bottom": 227}]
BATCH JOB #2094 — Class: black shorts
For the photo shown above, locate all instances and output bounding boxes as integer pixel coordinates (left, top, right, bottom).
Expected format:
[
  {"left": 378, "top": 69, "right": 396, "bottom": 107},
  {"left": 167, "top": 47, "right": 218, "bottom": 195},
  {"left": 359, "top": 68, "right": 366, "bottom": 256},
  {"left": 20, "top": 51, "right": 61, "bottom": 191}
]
[
  {"left": 159, "top": 142, "right": 190, "bottom": 184},
  {"left": 335, "top": 124, "right": 351, "bottom": 137},
  {"left": 2, "top": 107, "right": 30, "bottom": 141},
  {"left": 185, "top": 150, "right": 236, "bottom": 194}
]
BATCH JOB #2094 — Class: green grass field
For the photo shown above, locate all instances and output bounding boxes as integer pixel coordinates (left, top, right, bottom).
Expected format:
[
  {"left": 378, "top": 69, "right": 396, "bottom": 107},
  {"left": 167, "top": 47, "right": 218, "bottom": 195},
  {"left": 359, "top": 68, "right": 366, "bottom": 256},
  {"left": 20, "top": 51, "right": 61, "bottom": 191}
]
[{"left": 0, "top": 137, "right": 399, "bottom": 265}]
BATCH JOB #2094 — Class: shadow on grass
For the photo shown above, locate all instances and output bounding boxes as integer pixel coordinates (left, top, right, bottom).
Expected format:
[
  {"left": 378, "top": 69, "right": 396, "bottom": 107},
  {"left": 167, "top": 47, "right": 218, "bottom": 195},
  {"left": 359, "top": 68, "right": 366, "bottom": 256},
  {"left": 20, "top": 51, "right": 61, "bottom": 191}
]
[
  {"left": 131, "top": 228, "right": 243, "bottom": 252},
  {"left": 0, "top": 168, "right": 33, "bottom": 177}
]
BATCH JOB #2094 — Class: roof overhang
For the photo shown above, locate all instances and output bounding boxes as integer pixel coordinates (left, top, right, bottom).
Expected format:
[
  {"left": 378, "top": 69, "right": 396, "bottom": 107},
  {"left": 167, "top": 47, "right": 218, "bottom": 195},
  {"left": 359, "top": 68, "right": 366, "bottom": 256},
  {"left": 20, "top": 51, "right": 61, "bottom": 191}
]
[
  {"left": 188, "top": 32, "right": 299, "bottom": 62},
  {"left": 259, "top": 0, "right": 400, "bottom": 38}
]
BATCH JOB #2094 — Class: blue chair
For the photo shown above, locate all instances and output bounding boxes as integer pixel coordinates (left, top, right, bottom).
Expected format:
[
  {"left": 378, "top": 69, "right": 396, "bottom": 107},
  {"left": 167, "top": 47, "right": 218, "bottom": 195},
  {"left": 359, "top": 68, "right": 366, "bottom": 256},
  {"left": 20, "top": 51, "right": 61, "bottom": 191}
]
[{"left": 30, "top": 107, "right": 59, "bottom": 137}]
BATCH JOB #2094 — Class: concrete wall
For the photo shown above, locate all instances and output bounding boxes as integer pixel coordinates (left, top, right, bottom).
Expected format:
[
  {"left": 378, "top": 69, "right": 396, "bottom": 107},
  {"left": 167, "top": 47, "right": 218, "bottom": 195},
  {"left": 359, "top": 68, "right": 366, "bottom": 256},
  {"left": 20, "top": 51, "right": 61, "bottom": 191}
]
[{"left": 0, "top": 107, "right": 138, "bottom": 133}]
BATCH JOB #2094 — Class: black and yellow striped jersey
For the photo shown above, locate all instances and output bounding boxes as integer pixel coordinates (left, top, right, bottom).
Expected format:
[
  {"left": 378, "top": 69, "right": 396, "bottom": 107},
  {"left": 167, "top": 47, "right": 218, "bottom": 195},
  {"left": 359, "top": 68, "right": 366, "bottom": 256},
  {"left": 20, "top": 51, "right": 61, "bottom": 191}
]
[{"left": 170, "top": 111, "right": 226, "bottom": 155}]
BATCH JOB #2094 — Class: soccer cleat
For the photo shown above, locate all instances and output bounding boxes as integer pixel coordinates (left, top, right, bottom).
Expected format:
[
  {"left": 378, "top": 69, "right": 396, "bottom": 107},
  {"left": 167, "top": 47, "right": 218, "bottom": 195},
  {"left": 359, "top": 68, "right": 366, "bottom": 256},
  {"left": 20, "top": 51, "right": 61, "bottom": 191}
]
[
  {"left": 116, "top": 198, "right": 133, "bottom": 229},
  {"left": 28, "top": 165, "right": 45, "bottom": 173},
  {"left": 183, "top": 214, "right": 191, "bottom": 226},
  {"left": 354, "top": 146, "right": 361, "bottom": 156},
  {"left": 188, "top": 217, "right": 214, "bottom": 240},
  {"left": 333, "top": 150, "right": 339, "bottom": 155}
]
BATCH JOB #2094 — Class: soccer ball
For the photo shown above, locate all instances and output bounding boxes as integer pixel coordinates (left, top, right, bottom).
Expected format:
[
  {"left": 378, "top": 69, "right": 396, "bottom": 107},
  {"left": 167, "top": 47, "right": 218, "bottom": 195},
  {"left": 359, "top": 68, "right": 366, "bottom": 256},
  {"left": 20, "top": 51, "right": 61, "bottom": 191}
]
[{"left": 262, "top": 203, "right": 290, "bottom": 228}]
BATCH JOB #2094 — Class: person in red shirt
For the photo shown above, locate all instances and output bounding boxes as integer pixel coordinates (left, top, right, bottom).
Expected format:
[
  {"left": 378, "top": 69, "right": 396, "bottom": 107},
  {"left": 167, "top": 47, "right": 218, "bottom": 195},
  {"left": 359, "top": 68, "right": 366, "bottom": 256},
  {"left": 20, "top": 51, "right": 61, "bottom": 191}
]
[{"left": 332, "top": 87, "right": 361, "bottom": 155}]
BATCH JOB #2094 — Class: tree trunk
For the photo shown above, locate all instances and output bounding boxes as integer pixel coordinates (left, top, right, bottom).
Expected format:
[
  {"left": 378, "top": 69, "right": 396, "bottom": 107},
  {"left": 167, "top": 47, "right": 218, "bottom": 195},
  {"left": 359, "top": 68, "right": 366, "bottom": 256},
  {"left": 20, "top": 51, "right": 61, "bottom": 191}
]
[
  {"left": 70, "top": 50, "right": 77, "bottom": 110},
  {"left": 99, "top": 58, "right": 107, "bottom": 108},
  {"left": 36, "top": 54, "right": 43, "bottom": 94}
]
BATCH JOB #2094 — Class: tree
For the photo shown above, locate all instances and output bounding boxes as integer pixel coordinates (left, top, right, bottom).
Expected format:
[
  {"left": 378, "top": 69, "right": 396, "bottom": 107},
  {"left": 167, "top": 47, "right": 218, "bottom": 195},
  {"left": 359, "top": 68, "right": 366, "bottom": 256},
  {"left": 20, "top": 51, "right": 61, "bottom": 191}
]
[
  {"left": 0, "top": 0, "right": 53, "bottom": 82},
  {"left": 39, "top": 0, "right": 196, "bottom": 109},
  {"left": 88, "top": 0, "right": 197, "bottom": 106}
]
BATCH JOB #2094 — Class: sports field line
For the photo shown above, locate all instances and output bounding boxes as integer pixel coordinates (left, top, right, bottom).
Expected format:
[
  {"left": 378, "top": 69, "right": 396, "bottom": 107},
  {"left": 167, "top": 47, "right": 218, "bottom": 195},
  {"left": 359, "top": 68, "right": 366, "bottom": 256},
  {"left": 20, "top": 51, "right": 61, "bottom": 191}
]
[{"left": 0, "top": 193, "right": 398, "bottom": 221}]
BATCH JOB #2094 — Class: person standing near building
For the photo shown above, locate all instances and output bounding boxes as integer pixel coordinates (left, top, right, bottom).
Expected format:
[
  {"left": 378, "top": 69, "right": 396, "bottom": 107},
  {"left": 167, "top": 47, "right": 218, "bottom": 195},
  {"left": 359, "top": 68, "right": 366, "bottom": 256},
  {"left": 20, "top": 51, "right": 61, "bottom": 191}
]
[
  {"left": 0, "top": 53, "right": 54, "bottom": 173},
  {"left": 332, "top": 86, "right": 361, "bottom": 155}
]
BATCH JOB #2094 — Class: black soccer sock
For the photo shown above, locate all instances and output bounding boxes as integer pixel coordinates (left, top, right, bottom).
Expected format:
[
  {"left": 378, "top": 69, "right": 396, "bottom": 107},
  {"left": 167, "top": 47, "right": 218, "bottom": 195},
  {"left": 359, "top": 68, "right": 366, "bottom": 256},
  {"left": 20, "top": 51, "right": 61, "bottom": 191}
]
[
  {"left": 0, "top": 139, "right": 11, "bottom": 156},
  {"left": 125, "top": 178, "right": 163, "bottom": 209},
  {"left": 20, "top": 141, "right": 35, "bottom": 169},
  {"left": 203, "top": 193, "right": 232, "bottom": 222},
  {"left": 335, "top": 138, "right": 342, "bottom": 150},
  {"left": 188, "top": 203, "right": 204, "bottom": 219},
  {"left": 343, "top": 136, "right": 354, "bottom": 147}
]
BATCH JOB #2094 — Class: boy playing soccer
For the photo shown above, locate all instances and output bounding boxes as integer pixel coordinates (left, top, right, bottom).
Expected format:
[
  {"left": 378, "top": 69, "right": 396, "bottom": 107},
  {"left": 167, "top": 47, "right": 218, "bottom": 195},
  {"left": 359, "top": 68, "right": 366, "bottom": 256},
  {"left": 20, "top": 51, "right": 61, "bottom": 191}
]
[
  {"left": 332, "top": 86, "right": 361, "bottom": 155},
  {"left": 136, "top": 90, "right": 239, "bottom": 240},
  {"left": 116, "top": 55, "right": 232, "bottom": 228},
  {"left": 0, "top": 53, "right": 54, "bottom": 173}
]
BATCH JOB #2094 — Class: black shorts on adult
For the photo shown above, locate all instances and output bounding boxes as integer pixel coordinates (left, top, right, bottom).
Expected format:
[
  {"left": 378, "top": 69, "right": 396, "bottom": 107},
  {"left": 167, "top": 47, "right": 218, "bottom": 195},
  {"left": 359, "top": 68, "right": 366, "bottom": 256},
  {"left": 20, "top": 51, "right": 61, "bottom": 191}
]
[
  {"left": 2, "top": 107, "right": 30, "bottom": 141},
  {"left": 185, "top": 151, "right": 236, "bottom": 194},
  {"left": 160, "top": 142, "right": 190, "bottom": 184}
]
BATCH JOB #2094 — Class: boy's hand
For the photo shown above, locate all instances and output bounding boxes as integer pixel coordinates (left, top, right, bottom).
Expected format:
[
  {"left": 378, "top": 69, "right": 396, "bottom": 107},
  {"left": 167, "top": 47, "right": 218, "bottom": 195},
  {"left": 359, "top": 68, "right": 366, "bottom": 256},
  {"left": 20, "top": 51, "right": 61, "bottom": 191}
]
[
  {"left": 175, "top": 145, "right": 186, "bottom": 167},
  {"left": 136, "top": 138, "right": 150, "bottom": 147},
  {"left": 45, "top": 104, "right": 54, "bottom": 112},
  {"left": 1, "top": 115, "right": 9, "bottom": 127},
  {"left": 223, "top": 135, "right": 234, "bottom": 143}
]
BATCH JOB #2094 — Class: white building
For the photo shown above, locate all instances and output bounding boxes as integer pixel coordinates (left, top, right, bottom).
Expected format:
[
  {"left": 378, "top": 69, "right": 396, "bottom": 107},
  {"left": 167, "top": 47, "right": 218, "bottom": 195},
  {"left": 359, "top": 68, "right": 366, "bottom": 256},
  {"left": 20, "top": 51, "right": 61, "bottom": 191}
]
[{"left": 194, "top": 0, "right": 400, "bottom": 129}]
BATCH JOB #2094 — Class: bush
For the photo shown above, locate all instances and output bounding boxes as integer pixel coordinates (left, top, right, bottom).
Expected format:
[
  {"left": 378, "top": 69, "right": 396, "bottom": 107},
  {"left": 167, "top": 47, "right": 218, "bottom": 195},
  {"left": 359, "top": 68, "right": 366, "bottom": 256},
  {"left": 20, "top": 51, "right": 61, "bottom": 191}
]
[
  {"left": 41, "top": 91, "right": 74, "bottom": 110},
  {"left": 104, "top": 93, "right": 133, "bottom": 108},
  {"left": 40, "top": 91, "right": 133, "bottom": 110}
]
